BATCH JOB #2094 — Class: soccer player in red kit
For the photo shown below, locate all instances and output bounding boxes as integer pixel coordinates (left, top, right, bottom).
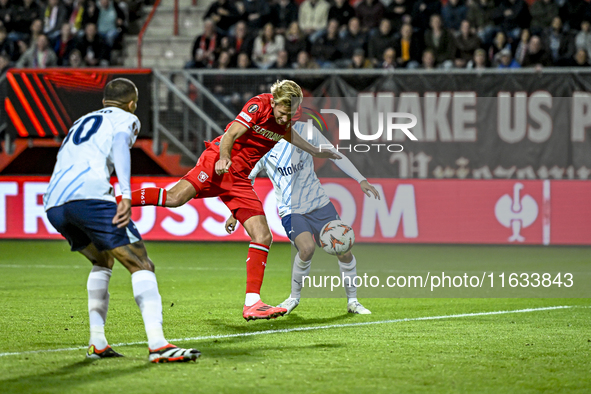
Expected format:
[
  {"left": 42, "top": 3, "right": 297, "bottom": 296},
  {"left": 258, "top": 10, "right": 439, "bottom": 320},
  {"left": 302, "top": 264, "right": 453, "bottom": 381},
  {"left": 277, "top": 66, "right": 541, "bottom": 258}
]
[{"left": 120, "top": 80, "right": 340, "bottom": 320}]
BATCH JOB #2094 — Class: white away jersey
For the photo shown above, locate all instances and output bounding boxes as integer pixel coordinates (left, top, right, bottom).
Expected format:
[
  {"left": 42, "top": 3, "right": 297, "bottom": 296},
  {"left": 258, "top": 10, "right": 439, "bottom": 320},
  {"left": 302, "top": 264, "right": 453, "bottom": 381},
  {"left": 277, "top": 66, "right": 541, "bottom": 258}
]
[
  {"left": 250, "top": 121, "right": 334, "bottom": 217},
  {"left": 44, "top": 107, "right": 140, "bottom": 210}
]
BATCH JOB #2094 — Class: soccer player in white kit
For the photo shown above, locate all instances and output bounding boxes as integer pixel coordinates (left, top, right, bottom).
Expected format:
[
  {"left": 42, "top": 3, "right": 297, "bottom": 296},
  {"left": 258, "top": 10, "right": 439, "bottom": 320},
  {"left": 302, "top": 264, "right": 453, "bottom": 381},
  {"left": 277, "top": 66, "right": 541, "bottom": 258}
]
[
  {"left": 225, "top": 121, "right": 380, "bottom": 314},
  {"left": 44, "top": 78, "right": 200, "bottom": 363}
]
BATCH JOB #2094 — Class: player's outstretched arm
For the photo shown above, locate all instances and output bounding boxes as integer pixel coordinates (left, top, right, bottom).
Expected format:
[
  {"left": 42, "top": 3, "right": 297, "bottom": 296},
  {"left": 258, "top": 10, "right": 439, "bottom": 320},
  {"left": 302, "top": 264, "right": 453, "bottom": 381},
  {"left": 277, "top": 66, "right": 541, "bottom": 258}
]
[
  {"left": 216, "top": 122, "right": 249, "bottom": 175},
  {"left": 225, "top": 215, "right": 238, "bottom": 234},
  {"left": 330, "top": 152, "right": 381, "bottom": 200},
  {"left": 285, "top": 129, "right": 341, "bottom": 160}
]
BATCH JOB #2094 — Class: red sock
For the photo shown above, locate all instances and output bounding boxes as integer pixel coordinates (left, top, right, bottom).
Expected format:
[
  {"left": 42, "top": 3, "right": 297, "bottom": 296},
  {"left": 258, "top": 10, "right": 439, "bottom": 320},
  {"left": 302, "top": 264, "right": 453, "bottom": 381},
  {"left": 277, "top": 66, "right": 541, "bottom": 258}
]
[
  {"left": 245, "top": 243, "right": 269, "bottom": 294},
  {"left": 116, "top": 188, "right": 167, "bottom": 207}
]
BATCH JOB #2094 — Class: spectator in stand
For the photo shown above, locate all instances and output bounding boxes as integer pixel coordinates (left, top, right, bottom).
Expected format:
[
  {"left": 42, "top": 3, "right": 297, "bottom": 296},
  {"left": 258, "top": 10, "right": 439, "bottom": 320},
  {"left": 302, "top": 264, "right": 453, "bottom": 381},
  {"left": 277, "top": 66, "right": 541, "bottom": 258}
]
[
  {"left": 24, "top": 18, "right": 43, "bottom": 48},
  {"left": 543, "top": 16, "right": 574, "bottom": 65},
  {"left": 368, "top": 18, "right": 395, "bottom": 65},
  {"left": 294, "top": 50, "right": 318, "bottom": 69},
  {"left": 0, "top": 26, "right": 16, "bottom": 61},
  {"left": 230, "top": 20, "right": 254, "bottom": 59},
  {"left": 64, "top": 0, "right": 86, "bottom": 35},
  {"left": 53, "top": 22, "right": 76, "bottom": 65},
  {"left": 16, "top": 34, "right": 58, "bottom": 67},
  {"left": 559, "top": 0, "right": 591, "bottom": 32},
  {"left": 0, "top": 0, "right": 13, "bottom": 32},
  {"left": 522, "top": 35, "right": 552, "bottom": 67},
  {"left": 455, "top": 19, "right": 481, "bottom": 64},
  {"left": 386, "top": 0, "right": 411, "bottom": 33},
  {"left": 237, "top": 51, "right": 253, "bottom": 68},
  {"left": 186, "top": 19, "right": 218, "bottom": 69},
  {"left": 204, "top": 0, "right": 239, "bottom": 34},
  {"left": 239, "top": 0, "right": 271, "bottom": 31},
  {"left": 376, "top": 47, "right": 397, "bottom": 69},
  {"left": 0, "top": 52, "right": 10, "bottom": 75},
  {"left": 328, "top": 0, "right": 354, "bottom": 29},
  {"left": 349, "top": 48, "right": 372, "bottom": 68},
  {"left": 497, "top": 47, "right": 520, "bottom": 68},
  {"left": 492, "top": 0, "right": 530, "bottom": 40},
  {"left": 563, "top": 48, "right": 590, "bottom": 67},
  {"left": 529, "top": 0, "right": 559, "bottom": 34},
  {"left": 44, "top": 0, "right": 68, "bottom": 41},
  {"left": 420, "top": 48, "right": 436, "bottom": 69},
  {"left": 488, "top": 30, "right": 509, "bottom": 64},
  {"left": 67, "top": 47, "right": 83, "bottom": 66},
  {"left": 284, "top": 21, "right": 308, "bottom": 65},
  {"left": 96, "top": 0, "right": 125, "bottom": 48},
  {"left": 310, "top": 18, "right": 341, "bottom": 67},
  {"left": 270, "top": 49, "right": 290, "bottom": 68},
  {"left": 270, "top": 0, "right": 298, "bottom": 35},
  {"left": 411, "top": 0, "right": 441, "bottom": 32},
  {"left": 467, "top": 0, "right": 496, "bottom": 45},
  {"left": 298, "top": 0, "right": 329, "bottom": 38},
  {"left": 215, "top": 50, "right": 232, "bottom": 69},
  {"left": 337, "top": 17, "right": 366, "bottom": 62},
  {"left": 442, "top": 0, "right": 468, "bottom": 32},
  {"left": 251, "top": 22, "right": 284, "bottom": 69},
  {"left": 9, "top": 0, "right": 43, "bottom": 43},
  {"left": 467, "top": 47, "right": 488, "bottom": 68},
  {"left": 355, "top": 0, "right": 385, "bottom": 33},
  {"left": 82, "top": 0, "right": 99, "bottom": 27},
  {"left": 75, "top": 22, "right": 109, "bottom": 66},
  {"left": 394, "top": 22, "right": 422, "bottom": 68},
  {"left": 514, "top": 28, "right": 530, "bottom": 65},
  {"left": 575, "top": 20, "right": 591, "bottom": 60},
  {"left": 424, "top": 14, "right": 456, "bottom": 68}
]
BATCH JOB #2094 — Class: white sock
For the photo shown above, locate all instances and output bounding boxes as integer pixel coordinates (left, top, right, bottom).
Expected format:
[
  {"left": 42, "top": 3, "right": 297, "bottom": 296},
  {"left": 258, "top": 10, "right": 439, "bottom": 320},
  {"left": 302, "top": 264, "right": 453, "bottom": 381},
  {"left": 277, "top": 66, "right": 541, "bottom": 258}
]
[
  {"left": 339, "top": 255, "right": 358, "bottom": 301},
  {"left": 87, "top": 266, "right": 111, "bottom": 349},
  {"left": 290, "top": 253, "right": 311, "bottom": 300},
  {"left": 245, "top": 293, "right": 260, "bottom": 306},
  {"left": 131, "top": 270, "right": 168, "bottom": 350}
]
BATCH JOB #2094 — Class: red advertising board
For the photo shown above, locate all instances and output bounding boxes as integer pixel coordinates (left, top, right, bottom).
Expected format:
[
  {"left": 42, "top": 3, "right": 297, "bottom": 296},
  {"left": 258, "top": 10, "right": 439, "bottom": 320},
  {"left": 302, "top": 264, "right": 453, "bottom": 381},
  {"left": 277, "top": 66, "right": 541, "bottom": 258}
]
[{"left": 1, "top": 176, "right": 590, "bottom": 245}]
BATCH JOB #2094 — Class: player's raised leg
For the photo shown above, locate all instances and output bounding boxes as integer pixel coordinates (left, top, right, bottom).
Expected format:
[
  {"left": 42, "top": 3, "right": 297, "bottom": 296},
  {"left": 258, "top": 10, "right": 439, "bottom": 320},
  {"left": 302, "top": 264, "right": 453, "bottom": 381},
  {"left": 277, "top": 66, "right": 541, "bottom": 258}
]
[
  {"left": 337, "top": 252, "right": 371, "bottom": 315},
  {"left": 120, "top": 179, "right": 196, "bottom": 208},
  {"left": 278, "top": 231, "right": 316, "bottom": 314},
  {"left": 78, "top": 244, "right": 124, "bottom": 359},
  {"left": 241, "top": 214, "right": 288, "bottom": 321},
  {"left": 108, "top": 241, "right": 201, "bottom": 362}
]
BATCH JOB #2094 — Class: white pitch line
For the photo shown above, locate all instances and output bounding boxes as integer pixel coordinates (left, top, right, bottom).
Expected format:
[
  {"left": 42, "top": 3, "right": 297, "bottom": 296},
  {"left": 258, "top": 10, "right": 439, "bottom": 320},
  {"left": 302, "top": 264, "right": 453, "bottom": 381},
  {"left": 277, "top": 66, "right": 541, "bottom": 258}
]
[
  {"left": 0, "top": 264, "right": 241, "bottom": 271},
  {"left": 0, "top": 305, "right": 573, "bottom": 358}
]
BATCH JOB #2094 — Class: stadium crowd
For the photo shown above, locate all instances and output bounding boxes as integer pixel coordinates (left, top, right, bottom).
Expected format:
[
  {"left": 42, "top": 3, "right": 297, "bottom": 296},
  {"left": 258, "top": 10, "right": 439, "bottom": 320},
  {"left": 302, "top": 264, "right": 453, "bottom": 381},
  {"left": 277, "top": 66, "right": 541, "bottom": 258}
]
[
  {"left": 0, "top": 0, "right": 144, "bottom": 72},
  {"left": 188, "top": 0, "right": 591, "bottom": 70}
]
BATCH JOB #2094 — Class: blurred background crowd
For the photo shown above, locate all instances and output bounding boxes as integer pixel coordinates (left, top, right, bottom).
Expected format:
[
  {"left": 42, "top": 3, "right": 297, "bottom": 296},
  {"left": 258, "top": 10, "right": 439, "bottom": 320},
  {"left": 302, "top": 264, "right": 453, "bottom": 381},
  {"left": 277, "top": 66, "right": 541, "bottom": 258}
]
[
  {"left": 0, "top": 0, "right": 145, "bottom": 73},
  {"left": 187, "top": 0, "right": 591, "bottom": 71}
]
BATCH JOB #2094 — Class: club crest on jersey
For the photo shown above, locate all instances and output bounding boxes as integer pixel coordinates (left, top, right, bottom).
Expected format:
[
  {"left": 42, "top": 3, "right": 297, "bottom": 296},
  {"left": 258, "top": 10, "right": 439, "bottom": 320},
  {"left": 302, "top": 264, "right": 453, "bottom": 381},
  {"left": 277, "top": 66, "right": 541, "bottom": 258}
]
[
  {"left": 248, "top": 104, "right": 259, "bottom": 113},
  {"left": 198, "top": 171, "right": 209, "bottom": 183}
]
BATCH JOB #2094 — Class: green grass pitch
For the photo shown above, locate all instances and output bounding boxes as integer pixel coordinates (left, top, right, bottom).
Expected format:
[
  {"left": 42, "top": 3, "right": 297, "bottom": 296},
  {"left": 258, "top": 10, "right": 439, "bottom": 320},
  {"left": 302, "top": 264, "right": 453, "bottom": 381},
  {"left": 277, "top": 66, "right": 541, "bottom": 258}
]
[{"left": 0, "top": 240, "right": 590, "bottom": 393}]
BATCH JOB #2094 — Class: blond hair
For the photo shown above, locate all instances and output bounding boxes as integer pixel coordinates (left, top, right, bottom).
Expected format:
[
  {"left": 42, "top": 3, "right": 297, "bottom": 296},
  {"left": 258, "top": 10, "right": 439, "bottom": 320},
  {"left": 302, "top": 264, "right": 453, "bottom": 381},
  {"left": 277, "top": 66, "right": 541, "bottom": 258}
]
[{"left": 270, "top": 80, "right": 303, "bottom": 112}]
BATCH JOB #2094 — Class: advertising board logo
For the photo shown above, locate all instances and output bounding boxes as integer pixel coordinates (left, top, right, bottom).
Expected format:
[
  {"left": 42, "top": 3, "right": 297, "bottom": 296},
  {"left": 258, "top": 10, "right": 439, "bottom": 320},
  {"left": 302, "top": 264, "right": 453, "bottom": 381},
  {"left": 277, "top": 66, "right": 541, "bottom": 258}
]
[{"left": 494, "top": 183, "right": 538, "bottom": 242}]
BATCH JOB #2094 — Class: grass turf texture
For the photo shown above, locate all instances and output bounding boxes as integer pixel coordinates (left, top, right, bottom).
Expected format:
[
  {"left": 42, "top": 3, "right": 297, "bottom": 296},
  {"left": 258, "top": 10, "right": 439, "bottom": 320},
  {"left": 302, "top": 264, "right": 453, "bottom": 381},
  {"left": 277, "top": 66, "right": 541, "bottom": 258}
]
[{"left": 0, "top": 240, "right": 589, "bottom": 393}]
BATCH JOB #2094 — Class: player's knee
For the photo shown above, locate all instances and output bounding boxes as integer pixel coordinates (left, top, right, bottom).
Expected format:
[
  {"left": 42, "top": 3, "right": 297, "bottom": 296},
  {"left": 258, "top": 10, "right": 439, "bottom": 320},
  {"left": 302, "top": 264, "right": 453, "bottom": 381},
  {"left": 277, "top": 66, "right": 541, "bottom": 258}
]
[
  {"left": 164, "top": 191, "right": 183, "bottom": 207},
  {"left": 252, "top": 230, "right": 273, "bottom": 246},
  {"left": 299, "top": 245, "right": 315, "bottom": 262}
]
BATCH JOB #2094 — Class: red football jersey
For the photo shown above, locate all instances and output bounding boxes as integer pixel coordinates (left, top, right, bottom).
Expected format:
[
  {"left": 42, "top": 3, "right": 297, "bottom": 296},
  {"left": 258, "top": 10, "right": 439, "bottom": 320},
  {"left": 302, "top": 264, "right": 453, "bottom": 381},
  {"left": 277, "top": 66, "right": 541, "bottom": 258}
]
[{"left": 209, "top": 93, "right": 292, "bottom": 178}]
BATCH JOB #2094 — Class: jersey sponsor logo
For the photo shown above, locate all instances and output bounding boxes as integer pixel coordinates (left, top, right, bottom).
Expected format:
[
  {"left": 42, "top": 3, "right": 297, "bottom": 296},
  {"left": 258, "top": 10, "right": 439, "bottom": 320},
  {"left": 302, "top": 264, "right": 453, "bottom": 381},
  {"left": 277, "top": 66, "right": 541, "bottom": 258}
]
[
  {"left": 247, "top": 104, "right": 259, "bottom": 113},
  {"left": 277, "top": 161, "right": 304, "bottom": 176},
  {"left": 198, "top": 171, "right": 209, "bottom": 183},
  {"left": 239, "top": 111, "right": 252, "bottom": 122},
  {"left": 252, "top": 125, "right": 283, "bottom": 142}
]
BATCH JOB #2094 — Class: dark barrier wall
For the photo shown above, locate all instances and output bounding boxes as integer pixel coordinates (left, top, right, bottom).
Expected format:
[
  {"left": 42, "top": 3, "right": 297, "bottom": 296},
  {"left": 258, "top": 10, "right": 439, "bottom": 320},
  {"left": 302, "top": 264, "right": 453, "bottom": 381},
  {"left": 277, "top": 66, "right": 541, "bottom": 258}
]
[{"left": 5, "top": 68, "right": 151, "bottom": 139}]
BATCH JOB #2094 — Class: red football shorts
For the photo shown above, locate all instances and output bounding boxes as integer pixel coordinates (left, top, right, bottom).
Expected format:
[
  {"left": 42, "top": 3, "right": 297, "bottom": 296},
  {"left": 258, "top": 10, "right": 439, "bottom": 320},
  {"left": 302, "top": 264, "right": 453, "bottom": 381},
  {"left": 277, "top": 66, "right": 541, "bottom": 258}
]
[{"left": 181, "top": 147, "right": 265, "bottom": 224}]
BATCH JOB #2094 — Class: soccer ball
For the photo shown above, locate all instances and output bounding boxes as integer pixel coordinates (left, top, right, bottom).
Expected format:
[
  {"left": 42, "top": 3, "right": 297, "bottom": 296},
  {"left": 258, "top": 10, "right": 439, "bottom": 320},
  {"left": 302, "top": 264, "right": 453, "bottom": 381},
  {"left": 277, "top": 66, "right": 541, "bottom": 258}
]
[{"left": 319, "top": 220, "right": 355, "bottom": 255}]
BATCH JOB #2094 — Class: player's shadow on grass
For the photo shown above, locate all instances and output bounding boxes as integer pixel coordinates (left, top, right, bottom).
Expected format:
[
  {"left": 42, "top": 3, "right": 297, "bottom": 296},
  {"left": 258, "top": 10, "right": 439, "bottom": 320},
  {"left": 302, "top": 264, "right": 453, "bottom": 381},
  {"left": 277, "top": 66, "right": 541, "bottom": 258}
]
[
  {"left": 189, "top": 341, "right": 345, "bottom": 359},
  {"left": 207, "top": 311, "right": 357, "bottom": 333},
  {"left": 0, "top": 358, "right": 150, "bottom": 392}
]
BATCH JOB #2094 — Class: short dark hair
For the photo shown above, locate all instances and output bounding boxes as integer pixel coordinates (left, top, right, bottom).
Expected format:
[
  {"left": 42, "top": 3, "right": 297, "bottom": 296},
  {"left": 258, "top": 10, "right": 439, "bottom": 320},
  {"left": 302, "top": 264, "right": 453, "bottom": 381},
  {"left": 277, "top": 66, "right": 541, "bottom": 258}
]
[{"left": 103, "top": 78, "right": 137, "bottom": 103}]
